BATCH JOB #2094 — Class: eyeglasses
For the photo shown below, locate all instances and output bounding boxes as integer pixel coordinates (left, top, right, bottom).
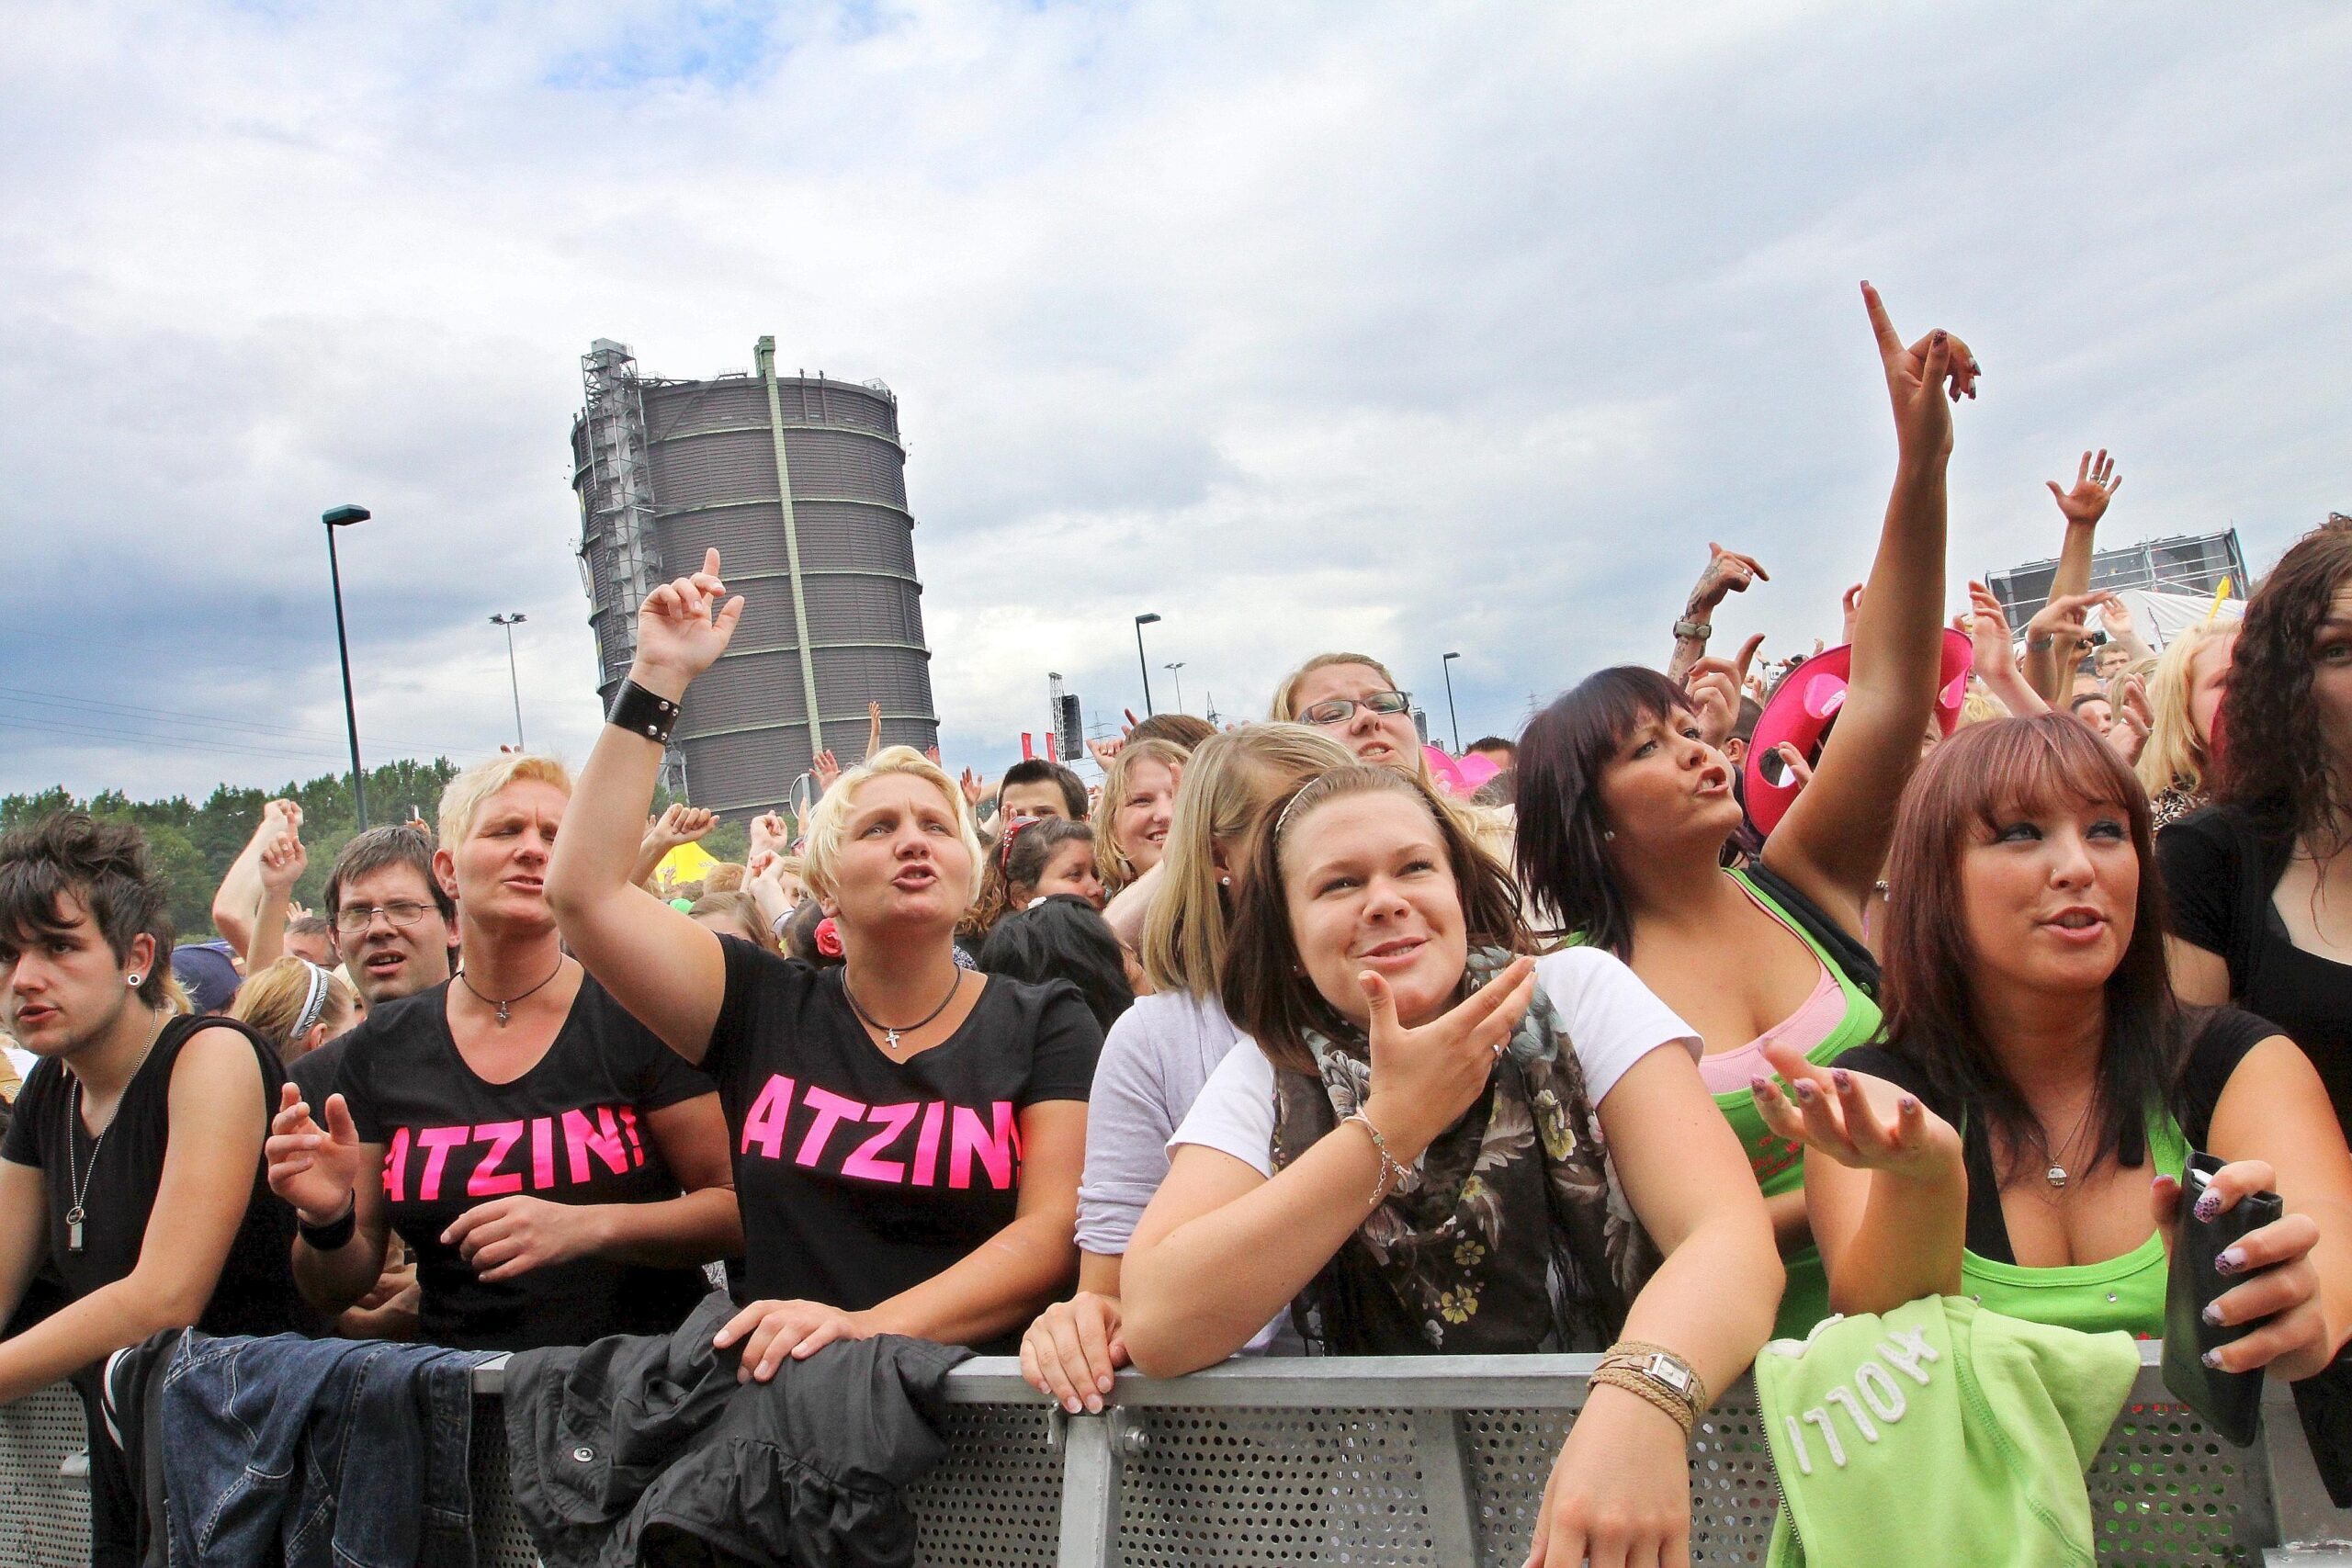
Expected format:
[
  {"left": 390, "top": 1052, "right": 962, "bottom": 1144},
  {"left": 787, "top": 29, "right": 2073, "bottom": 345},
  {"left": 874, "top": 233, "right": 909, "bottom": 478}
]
[
  {"left": 334, "top": 901, "right": 434, "bottom": 935},
  {"left": 1299, "top": 690, "right": 1412, "bottom": 728}
]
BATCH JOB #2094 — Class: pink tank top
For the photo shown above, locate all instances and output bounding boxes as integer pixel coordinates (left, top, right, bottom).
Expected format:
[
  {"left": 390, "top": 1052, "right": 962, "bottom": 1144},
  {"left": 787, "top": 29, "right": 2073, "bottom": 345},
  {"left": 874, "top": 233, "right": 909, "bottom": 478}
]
[{"left": 1694, "top": 894, "right": 1848, "bottom": 1094}]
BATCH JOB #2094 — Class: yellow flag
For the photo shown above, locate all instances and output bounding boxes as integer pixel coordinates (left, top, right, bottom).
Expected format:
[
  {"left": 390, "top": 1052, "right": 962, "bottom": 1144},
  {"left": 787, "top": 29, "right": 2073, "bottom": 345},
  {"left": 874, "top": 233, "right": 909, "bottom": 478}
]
[{"left": 2209, "top": 577, "right": 2234, "bottom": 619}]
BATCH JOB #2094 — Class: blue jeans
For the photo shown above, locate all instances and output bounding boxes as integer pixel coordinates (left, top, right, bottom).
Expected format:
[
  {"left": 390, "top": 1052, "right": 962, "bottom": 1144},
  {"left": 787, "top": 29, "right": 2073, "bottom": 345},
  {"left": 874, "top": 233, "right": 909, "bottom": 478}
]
[{"left": 160, "top": 1331, "right": 494, "bottom": 1568}]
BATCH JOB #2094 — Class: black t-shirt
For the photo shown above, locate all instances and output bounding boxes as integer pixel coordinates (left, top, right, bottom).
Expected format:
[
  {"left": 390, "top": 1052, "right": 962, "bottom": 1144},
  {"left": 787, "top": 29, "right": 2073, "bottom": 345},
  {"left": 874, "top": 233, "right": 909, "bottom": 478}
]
[
  {"left": 1840, "top": 1007, "right": 2277, "bottom": 1263},
  {"left": 2158, "top": 804, "right": 2352, "bottom": 1132},
  {"left": 334, "top": 976, "right": 718, "bottom": 1351},
  {"left": 288, "top": 1029, "right": 353, "bottom": 1115},
  {"left": 0, "top": 1015, "right": 307, "bottom": 1337},
  {"left": 703, "top": 940, "right": 1100, "bottom": 1351}
]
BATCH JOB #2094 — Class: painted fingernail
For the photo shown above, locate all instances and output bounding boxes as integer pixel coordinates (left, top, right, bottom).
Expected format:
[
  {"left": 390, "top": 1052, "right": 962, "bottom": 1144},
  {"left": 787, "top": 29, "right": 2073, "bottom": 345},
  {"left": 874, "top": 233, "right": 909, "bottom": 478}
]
[
  {"left": 1793, "top": 1081, "right": 1817, "bottom": 1103},
  {"left": 2202, "top": 1303, "right": 2224, "bottom": 1327},
  {"left": 2194, "top": 1193, "right": 2222, "bottom": 1223},
  {"left": 2202, "top": 1349, "right": 2224, "bottom": 1370},
  {"left": 2216, "top": 1247, "right": 2245, "bottom": 1275},
  {"left": 1899, "top": 1096, "right": 1919, "bottom": 1114},
  {"left": 1832, "top": 1069, "right": 1852, "bottom": 1092},
  {"left": 1750, "top": 1076, "right": 1772, "bottom": 1096},
  {"left": 1932, "top": 330, "right": 1947, "bottom": 346}
]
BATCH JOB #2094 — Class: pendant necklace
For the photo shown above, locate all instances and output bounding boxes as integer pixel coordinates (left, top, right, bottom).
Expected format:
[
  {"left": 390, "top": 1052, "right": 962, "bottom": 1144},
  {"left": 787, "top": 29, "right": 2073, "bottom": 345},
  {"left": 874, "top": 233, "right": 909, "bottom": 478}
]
[
  {"left": 842, "top": 969, "right": 963, "bottom": 1054},
  {"left": 65, "top": 1010, "right": 167, "bottom": 1253},
  {"left": 455, "top": 953, "right": 567, "bottom": 1027},
  {"left": 2041, "top": 1096, "right": 2098, "bottom": 1190}
]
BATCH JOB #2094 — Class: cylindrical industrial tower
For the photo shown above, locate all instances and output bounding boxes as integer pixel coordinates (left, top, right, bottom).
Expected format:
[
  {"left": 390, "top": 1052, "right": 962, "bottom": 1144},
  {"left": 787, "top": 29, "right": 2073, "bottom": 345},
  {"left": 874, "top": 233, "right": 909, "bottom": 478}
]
[{"left": 571, "top": 337, "right": 938, "bottom": 818}]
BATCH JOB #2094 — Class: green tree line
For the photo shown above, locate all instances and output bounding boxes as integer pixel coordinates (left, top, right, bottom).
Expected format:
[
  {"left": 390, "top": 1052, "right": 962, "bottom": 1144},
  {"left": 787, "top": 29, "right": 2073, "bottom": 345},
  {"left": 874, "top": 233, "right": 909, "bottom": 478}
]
[{"left": 1, "top": 760, "right": 752, "bottom": 942}]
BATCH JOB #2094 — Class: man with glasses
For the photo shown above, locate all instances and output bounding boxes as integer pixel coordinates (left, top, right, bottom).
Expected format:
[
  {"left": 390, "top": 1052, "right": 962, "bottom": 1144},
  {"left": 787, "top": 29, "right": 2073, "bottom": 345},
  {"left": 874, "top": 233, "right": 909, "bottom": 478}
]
[{"left": 289, "top": 827, "right": 457, "bottom": 1111}]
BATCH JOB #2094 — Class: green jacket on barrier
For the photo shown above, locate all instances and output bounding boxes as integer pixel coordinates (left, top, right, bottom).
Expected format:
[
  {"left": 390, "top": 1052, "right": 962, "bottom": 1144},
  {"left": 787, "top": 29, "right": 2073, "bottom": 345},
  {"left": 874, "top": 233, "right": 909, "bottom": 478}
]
[{"left": 1756, "top": 1296, "right": 2139, "bottom": 1567}]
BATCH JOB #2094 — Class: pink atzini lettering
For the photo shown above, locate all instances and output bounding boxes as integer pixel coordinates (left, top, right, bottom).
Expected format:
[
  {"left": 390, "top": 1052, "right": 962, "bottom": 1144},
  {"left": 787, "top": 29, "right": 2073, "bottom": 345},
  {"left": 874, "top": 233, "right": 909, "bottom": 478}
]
[
  {"left": 796, "top": 1087, "right": 868, "bottom": 1167},
  {"left": 949, "top": 1102, "right": 1016, "bottom": 1190},
  {"left": 468, "top": 1121, "right": 526, "bottom": 1197},
  {"left": 382, "top": 1126, "right": 412, "bottom": 1201},
  {"left": 413, "top": 1126, "right": 469, "bottom": 1202},
  {"left": 563, "top": 1107, "right": 630, "bottom": 1183}
]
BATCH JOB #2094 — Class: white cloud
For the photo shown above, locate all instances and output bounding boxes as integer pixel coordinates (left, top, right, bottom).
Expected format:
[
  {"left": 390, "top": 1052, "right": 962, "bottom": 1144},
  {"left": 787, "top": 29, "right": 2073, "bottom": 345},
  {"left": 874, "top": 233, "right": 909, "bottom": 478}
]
[{"left": 1, "top": 0, "right": 2346, "bottom": 800}]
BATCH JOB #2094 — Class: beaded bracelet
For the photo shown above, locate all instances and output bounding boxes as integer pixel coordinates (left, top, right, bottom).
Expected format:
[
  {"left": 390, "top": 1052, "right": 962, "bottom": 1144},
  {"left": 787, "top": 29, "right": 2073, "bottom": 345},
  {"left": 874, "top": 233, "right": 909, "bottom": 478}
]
[{"left": 1341, "top": 1111, "right": 1409, "bottom": 1208}]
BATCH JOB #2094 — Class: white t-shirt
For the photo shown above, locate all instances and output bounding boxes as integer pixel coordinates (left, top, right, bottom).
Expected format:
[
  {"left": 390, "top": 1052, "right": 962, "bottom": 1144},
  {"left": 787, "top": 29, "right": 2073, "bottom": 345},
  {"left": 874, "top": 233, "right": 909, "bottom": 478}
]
[{"left": 1170, "top": 946, "right": 1700, "bottom": 1179}]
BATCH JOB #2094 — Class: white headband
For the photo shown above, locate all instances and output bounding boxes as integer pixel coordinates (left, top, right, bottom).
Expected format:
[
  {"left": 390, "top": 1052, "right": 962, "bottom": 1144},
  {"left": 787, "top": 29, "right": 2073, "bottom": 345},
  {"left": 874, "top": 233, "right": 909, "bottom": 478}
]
[{"left": 291, "top": 960, "right": 333, "bottom": 1040}]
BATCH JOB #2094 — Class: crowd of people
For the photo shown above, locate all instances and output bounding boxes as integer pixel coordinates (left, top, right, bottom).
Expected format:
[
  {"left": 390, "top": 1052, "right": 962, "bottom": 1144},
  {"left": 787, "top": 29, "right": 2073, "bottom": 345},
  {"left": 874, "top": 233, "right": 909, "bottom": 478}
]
[{"left": 2, "top": 283, "right": 2349, "bottom": 1566}]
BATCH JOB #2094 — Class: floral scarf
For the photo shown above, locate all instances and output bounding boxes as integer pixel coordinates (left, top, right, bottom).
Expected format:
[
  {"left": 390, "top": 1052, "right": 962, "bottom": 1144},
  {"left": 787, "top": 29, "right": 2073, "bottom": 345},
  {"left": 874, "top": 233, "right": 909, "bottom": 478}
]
[{"left": 1270, "top": 949, "right": 1658, "bottom": 1355}]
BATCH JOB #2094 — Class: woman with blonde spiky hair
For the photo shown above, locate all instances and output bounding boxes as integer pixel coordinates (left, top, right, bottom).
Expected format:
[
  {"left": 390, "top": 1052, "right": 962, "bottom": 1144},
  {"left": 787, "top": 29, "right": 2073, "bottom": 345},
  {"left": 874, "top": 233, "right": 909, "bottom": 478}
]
[{"left": 548, "top": 549, "right": 1100, "bottom": 1375}]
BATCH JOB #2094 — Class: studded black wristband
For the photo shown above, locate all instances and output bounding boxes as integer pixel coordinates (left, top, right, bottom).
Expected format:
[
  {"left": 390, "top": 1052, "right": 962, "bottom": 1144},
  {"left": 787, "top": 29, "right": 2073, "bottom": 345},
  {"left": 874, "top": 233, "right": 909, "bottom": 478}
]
[{"left": 607, "top": 680, "right": 683, "bottom": 745}]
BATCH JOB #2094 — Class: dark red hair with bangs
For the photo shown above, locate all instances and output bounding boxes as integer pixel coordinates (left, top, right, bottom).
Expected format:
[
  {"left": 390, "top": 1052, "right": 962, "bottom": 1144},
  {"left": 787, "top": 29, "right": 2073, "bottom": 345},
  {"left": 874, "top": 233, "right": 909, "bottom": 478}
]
[{"left": 1879, "top": 713, "right": 2178, "bottom": 1183}]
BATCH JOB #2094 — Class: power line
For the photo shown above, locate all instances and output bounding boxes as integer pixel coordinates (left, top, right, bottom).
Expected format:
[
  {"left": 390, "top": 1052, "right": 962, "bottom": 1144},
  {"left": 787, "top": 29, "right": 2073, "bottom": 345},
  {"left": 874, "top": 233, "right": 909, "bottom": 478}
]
[{"left": 0, "top": 685, "right": 481, "bottom": 759}]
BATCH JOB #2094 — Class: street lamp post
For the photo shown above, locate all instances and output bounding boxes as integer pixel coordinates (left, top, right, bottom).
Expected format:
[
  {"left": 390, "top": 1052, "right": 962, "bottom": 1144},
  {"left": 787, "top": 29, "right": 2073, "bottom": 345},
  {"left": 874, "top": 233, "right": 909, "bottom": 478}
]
[
  {"left": 322, "top": 505, "right": 371, "bottom": 829},
  {"left": 1165, "top": 660, "right": 1186, "bottom": 714},
  {"left": 1134, "top": 613, "right": 1162, "bottom": 716},
  {"left": 490, "top": 613, "right": 528, "bottom": 748},
  {"left": 1441, "top": 651, "right": 1463, "bottom": 754}
]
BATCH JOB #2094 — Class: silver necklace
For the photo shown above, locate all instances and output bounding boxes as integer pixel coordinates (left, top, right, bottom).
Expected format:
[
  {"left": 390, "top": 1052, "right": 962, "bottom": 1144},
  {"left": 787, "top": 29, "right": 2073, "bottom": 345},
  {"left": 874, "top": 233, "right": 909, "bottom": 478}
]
[
  {"left": 2041, "top": 1096, "right": 2098, "bottom": 1190},
  {"left": 65, "top": 1010, "right": 166, "bottom": 1252},
  {"left": 841, "top": 970, "right": 963, "bottom": 1054},
  {"left": 454, "top": 953, "right": 566, "bottom": 1027}
]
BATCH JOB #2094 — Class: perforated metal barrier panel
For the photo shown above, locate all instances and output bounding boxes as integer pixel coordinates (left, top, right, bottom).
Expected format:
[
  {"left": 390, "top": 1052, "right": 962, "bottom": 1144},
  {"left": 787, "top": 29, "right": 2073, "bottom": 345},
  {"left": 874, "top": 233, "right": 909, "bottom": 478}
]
[{"left": 7, "top": 1348, "right": 2346, "bottom": 1566}]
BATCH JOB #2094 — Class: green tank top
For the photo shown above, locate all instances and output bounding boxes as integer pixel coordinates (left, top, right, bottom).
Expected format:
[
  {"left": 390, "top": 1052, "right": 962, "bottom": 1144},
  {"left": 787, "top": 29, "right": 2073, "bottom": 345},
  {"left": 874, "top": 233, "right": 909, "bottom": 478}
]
[
  {"left": 1959, "top": 1111, "right": 2188, "bottom": 1337},
  {"left": 1710, "top": 867, "right": 1884, "bottom": 1341}
]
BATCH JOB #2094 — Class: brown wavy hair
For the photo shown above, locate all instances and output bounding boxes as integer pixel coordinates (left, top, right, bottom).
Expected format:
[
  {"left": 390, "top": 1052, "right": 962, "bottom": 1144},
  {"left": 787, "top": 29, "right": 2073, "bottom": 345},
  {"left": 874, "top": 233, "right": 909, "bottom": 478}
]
[
  {"left": 1222, "top": 765, "right": 1531, "bottom": 1075},
  {"left": 1879, "top": 714, "right": 2178, "bottom": 1185},
  {"left": 2213, "top": 520, "right": 2352, "bottom": 850}
]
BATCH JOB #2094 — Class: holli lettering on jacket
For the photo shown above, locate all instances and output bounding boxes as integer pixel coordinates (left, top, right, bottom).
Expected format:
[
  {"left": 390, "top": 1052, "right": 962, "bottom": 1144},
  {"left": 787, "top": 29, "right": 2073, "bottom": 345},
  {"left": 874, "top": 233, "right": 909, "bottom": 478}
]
[
  {"left": 737, "top": 1074, "right": 1023, "bottom": 1190},
  {"left": 380, "top": 1104, "right": 646, "bottom": 1202}
]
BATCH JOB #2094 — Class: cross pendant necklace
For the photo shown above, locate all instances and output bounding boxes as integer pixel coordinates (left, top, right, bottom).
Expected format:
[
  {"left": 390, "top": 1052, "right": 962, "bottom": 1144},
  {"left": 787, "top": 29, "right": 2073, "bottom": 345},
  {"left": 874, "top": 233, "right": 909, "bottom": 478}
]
[
  {"left": 455, "top": 954, "right": 567, "bottom": 1028},
  {"left": 842, "top": 970, "right": 964, "bottom": 1055}
]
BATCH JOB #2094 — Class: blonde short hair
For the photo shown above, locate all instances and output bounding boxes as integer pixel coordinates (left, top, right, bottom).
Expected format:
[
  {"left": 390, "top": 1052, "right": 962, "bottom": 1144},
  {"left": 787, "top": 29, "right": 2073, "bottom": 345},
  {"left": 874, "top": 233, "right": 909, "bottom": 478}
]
[
  {"left": 801, "top": 746, "right": 985, "bottom": 907},
  {"left": 438, "top": 753, "right": 572, "bottom": 849},
  {"left": 1141, "top": 725, "right": 1355, "bottom": 996}
]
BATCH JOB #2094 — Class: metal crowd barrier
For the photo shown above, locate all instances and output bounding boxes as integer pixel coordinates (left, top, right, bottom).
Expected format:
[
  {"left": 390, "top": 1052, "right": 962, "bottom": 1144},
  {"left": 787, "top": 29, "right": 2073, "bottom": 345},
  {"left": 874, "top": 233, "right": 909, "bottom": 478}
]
[{"left": 6, "top": 1343, "right": 2351, "bottom": 1565}]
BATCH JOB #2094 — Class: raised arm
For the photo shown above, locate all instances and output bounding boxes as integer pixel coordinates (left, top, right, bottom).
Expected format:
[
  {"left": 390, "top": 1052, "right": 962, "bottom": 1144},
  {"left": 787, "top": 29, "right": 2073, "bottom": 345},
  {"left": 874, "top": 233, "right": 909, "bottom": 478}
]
[
  {"left": 209, "top": 799, "right": 298, "bottom": 960},
  {"left": 0, "top": 1029, "right": 272, "bottom": 1404},
  {"left": 545, "top": 549, "right": 740, "bottom": 1063},
  {"left": 1767, "top": 283, "right": 1976, "bottom": 923},
  {"left": 1666, "top": 543, "right": 1770, "bottom": 682},
  {"left": 1962, "top": 581, "right": 2050, "bottom": 717},
  {"left": 2031, "top": 451, "right": 2121, "bottom": 702},
  {"left": 246, "top": 818, "right": 309, "bottom": 972},
  {"left": 267, "top": 1083, "right": 394, "bottom": 1315}
]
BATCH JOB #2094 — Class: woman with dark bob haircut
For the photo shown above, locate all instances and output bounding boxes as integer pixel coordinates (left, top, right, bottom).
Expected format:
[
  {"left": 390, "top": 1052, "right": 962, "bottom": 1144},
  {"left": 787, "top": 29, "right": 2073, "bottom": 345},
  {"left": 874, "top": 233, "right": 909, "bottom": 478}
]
[
  {"left": 1122, "top": 763, "right": 1777, "bottom": 1568},
  {"left": 2162, "top": 520, "right": 2352, "bottom": 1136},
  {"left": 1511, "top": 284, "right": 1975, "bottom": 1338},
  {"left": 1752, "top": 714, "right": 2352, "bottom": 1367}
]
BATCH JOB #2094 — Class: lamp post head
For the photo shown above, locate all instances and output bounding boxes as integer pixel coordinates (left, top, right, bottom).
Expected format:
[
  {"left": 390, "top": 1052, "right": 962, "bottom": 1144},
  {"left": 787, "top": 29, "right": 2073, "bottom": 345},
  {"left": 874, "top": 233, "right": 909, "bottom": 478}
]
[
  {"left": 1135, "top": 613, "right": 1161, "bottom": 626},
  {"left": 1443, "top": 650, "right": 1461, "bottom": 663},
  {"left": 322, "top": 505, "right": 371, "bottom": 527},
  {"left": 491, "top": 612, "right": 527, "bottom": 627}
]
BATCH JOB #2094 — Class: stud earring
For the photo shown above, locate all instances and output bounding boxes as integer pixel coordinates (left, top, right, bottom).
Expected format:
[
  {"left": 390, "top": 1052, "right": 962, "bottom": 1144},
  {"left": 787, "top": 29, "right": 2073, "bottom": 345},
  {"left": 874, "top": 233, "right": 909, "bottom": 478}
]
[
  {"left": 1602, "top": 829, "right": 1615, "bottom": 841},
  {"left": 127, "top": 974, "right": 143, "bottom": 987},
  {"left": 1218, "top": 875, "right": 1232, "bottom": 887}
]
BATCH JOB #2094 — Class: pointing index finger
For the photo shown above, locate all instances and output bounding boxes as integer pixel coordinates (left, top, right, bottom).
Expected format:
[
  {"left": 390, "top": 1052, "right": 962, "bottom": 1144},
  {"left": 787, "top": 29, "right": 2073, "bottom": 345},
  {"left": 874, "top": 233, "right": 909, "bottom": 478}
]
[{"left": 1860, "top": 281, "right": 1902, "bottom": 361}]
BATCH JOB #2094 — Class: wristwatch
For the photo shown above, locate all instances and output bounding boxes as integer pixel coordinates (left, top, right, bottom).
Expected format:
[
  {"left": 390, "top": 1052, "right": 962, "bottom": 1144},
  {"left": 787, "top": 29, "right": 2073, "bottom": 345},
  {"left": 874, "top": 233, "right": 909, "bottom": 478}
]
[{"left": 1673, "top": 618, "right": 1713, "bottom": 643}]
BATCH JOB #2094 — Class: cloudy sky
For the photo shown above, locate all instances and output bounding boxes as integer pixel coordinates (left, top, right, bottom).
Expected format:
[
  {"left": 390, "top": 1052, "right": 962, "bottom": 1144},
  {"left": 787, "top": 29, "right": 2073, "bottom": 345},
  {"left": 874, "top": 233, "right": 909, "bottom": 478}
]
[{"left": 4, "top": 1, "right": 2346, "bottom": 804}]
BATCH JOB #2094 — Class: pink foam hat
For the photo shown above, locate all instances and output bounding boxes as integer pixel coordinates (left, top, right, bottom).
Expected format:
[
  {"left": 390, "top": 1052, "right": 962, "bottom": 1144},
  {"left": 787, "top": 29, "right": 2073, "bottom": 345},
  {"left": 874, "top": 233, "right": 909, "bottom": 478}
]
[
  {"left": 1424, "top": 745, "right": 1502, "bottom": 798},
  {"left": 1742, "top": 628, "right": 1973, "bottom": 837}
]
